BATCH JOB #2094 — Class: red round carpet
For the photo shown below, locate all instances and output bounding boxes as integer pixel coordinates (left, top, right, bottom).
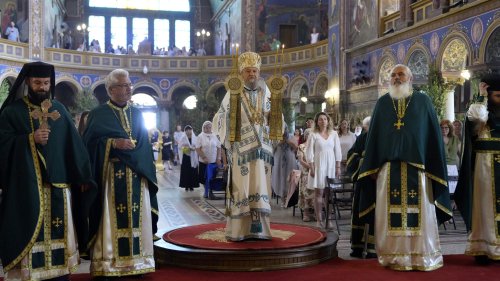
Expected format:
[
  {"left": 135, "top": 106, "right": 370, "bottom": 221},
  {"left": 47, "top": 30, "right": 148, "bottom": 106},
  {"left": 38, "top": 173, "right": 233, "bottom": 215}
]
[{"left": 163, "top": 223, "right": 326, "bottom": 250}]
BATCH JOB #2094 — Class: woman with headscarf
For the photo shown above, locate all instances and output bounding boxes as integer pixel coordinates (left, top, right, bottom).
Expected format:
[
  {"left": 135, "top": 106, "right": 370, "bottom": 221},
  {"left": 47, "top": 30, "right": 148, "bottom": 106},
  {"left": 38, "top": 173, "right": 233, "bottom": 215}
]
[
  {"left": 271, "top": 126, "right": 298, "bottom": 207},
  {"left": 195, "top": 121, "right": 222, "bottom": 199},
  {"left": 179, "top": 125, "right": 199, "bottom": 191}
]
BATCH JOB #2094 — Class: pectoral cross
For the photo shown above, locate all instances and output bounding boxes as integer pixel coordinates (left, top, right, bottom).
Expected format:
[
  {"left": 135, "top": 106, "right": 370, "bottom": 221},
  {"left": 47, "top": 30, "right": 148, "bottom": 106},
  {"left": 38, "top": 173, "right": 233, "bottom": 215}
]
[
  {"left": 394, "top": 119, "right": 404, "bottom": 130},
  {"left": 30, "top": 99, "right": 61, "bottom": 130}
]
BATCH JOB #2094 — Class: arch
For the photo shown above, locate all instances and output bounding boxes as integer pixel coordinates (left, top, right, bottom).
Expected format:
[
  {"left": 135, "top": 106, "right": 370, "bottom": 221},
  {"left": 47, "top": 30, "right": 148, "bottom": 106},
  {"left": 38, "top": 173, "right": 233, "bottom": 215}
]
[
  {"left": 0, "top": 68, "right": 19, "bottom": 86},
  {"left": 55, "top": 81, "right": 79, "bottom": 108},
  {"left": 93, "top": 84, "right": 108, "bottom": 104},
  {"left": 90, "top": 79, "right": 106, "bottom": 94},
  {"left": 132, "top": 81, "right": 162, "bottom": 99},
  {"left": 377, "top": 51, "right": 397, "bottom": 96},
  {"left": 312, "top": 72, "right": 328, "bottom": 97},
  {"left": 56, "top": 75, "right": 83, "bottom": 94},
  {"left": 287, "top": 75, "right": 309, "bottom": 103},
  {"left": 165, "top": 80, "right": 198, "bottom": 102},
  {"left": 436, "top": 29, "right": 473, "bottom": 73},
  {"left": 206, "top": 81, "right": 226, "bottom": 105},
  {"left": 405, "top": 39, "right": 431, "bottom": 83},
  {"left": 481, "top": 19, "right": 500, "bottom": 64}
]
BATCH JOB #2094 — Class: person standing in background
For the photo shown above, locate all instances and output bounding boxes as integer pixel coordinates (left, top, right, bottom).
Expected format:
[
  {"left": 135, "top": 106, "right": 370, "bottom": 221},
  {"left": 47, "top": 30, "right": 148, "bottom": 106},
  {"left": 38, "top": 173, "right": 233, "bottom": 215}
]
[
  {"left": 179, "top": 125, "right": 199, "bottom": 192},
  {"left": 306, "top": 112, "right": 342, "bottom": 229},
  {"left": 173, "top": 125, "right": 185, "bottom": 166},
  {"left": 5, "top": 21, "right": 19, "bottom": 42}
]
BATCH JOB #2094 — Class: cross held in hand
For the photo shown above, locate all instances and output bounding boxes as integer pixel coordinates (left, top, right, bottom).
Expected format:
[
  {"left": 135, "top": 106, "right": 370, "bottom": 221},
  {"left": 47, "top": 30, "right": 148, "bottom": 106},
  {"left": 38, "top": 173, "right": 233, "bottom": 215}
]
[{"left": 30, "top": 99, "right": 61, "bottom": 130}]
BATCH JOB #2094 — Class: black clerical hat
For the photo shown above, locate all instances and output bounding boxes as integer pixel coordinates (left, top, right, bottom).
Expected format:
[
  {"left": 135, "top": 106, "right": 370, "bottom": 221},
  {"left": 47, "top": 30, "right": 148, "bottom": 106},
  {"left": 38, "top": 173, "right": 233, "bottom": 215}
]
[
  {"left": 481, "top": 74, "right": 500, "bottom": 92},
  {"left": 0, "top": 61, "right": 56, "bottom": 114}
]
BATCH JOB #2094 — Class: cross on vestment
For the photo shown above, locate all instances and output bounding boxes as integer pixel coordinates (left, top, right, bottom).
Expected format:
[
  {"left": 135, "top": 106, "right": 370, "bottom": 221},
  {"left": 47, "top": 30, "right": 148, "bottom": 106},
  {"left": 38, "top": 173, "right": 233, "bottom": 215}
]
[
  {"left": 30, "top": 99, "right": 61, "bottom": 130},
  {"left": 394, "top": 119, "right": 404, "bottom": 130},
  {"left": 494, "top": 155, "right": 500, "bottom": 164}
]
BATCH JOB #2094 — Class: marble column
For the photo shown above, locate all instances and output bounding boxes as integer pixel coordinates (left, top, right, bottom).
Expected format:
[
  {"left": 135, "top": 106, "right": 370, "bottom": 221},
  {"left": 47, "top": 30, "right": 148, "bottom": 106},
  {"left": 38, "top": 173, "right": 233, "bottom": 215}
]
[
  {"left": 308, "top": 96, "right": 326, "bottom": 116},
  {"left": 157, "top": 100, "right": 173, "bottom": 132},
  {"left": 242, "top": 0, "right": 256, "bottom": 52},
  {"left": 444, "top": 83, "right": 457, "bottom": 121},
  {"left": 29, "top": 0, "right": 44, "bottom": 60}
]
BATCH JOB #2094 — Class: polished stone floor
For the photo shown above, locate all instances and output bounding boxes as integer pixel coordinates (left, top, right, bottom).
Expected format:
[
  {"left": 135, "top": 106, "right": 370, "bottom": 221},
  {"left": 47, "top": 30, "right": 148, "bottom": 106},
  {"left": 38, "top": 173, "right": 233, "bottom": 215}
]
[{"left": 0, "top": 164, "right": 468, "bottom": 276}]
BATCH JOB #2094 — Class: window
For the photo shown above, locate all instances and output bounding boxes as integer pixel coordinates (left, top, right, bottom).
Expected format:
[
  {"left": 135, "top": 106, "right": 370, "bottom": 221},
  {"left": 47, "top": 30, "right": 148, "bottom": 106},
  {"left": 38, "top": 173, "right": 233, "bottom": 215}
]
[
  {"left": 154, "top": 19, "right": 169, "bottom": 51},
  {"left": 133, "top": 18, "right": 149, "bottom": 51},
  {"left": 111, "top": 17, "right": 127, "bottom": 50},
  {"left": 88, "top": 16, "right": 105, "bottom": 52},
  {"left": 87, "top": 1, "right": 191, "bottom": 53},
  {"left": 89, "top": 0, "right": 190, "bottom": 12},
  {"left": 175, "top": 20, "right": 190, "bottom": 49}
]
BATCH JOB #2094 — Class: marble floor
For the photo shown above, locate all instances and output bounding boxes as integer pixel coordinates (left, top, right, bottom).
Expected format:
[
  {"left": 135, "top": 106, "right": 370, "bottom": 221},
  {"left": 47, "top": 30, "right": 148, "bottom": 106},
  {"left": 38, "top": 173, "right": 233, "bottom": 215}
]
[{"left": 0, "top": 165, "right": 469, "bottom": 276}]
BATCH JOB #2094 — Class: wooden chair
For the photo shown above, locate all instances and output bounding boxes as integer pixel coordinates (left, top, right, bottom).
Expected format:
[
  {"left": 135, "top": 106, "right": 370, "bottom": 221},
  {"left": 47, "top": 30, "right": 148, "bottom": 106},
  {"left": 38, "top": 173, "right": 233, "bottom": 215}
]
[{"left": 324, "top": 176, "right": 354, "bottom": 234}]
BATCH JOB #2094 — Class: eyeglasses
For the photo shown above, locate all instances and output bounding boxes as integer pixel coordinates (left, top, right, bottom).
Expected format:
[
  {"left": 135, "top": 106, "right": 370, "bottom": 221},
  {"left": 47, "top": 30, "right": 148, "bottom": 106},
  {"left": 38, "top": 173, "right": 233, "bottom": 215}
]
[
  {"left": 440, "top": 127, "right": 449, "bottom": 129},
  {"left": 113, "top": 83, "right": 133, "bottom": 88}
]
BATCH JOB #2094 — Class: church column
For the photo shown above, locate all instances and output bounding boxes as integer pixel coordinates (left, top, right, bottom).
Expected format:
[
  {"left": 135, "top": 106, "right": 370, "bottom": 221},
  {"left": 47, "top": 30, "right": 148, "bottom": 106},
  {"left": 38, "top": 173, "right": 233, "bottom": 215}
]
[
  {"left": 398, "top": 0, "right": 414, "bottom": 28},
  {"left": 282, "top": 98, "right": 296, "bottom": 132},
  {"left": 157, "top": 100, "right": 173, "bottom": 132},
  {"left": 308, "top": 96, "right": 326, "bottom": 117},
  {"left": 242, "top": 0, "right": 256, "bottom": 52},
  {"left": 29, "top": 0, "right": 44, "bottom": 60},
  {"left": 442, "top": 78, "right": 464, "bottom": 121}
]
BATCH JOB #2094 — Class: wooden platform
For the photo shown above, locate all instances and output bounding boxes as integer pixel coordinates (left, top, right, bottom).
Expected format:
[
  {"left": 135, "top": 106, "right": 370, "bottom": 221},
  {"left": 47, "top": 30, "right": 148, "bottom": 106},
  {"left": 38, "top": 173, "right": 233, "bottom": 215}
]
[{"left": 154, "top": 231, "right": 339, "bottom": 271}]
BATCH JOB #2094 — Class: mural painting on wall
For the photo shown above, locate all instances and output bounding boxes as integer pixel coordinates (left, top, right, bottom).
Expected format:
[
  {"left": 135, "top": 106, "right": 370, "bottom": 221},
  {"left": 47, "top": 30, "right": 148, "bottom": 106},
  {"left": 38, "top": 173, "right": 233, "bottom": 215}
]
[
  {"left": 430, "top": 32, "right": 440, "bottom": 56},
  {"left": 330, "top": 0, "right": 339, "bottom": 25},
  {"left": 348, "top": 0, "right": 377, "bottom": 48},
  {"left": 471, "top": 17, "right": 484, "bottom": 45},
  {"left": 255, "top": 0, "right": 328, "bottom": 52},
  {"left": 485, "top": 27, "right": 500, "bottom": 63},
  {"left": 1, "top": 1, "right": 17, "bottom": 37},
  {"left": 329, "top": 31, "right": 338, "bottom": 79}
]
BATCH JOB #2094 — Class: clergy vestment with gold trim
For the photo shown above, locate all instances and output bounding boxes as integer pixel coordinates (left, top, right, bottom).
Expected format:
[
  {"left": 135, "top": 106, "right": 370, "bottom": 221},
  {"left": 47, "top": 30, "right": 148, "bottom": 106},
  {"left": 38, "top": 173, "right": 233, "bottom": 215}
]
[
  {"left": 83, "top": 102, "right": 159, "bottom": 277},
  {"left": 358, "top": 92, "right": 452, "bottom": 271},
  {"left": 213, "top": 85, "right": 274, "bottom": 241}
]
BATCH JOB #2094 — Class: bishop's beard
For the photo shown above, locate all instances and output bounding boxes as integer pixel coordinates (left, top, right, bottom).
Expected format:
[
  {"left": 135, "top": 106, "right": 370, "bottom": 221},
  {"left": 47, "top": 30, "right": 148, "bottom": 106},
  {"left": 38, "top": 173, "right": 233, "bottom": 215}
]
[
  {"left": 27, "top": 86, "right": 50, "bottom": 105},
  {"left": 389, "top": 81, "right": 412, "bottom": 100}
]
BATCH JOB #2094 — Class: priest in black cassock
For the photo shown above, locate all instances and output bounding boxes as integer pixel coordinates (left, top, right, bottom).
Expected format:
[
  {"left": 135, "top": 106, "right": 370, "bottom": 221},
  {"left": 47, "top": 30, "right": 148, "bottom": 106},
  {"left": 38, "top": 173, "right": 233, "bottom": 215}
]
[
  {"left": 455, "top": 74, "right": 500, "bottom": 264},
  {"left": 346, "top": 116, "right": 376, "bottom": 259},
  {"left": 82, "top": 69, "right": 158, "bottom": 279},
  {"left": 0, "top": 61, "right": 94, "bottom": 280},
  {"left": 357, "top": 64, "right": 452, "bottom": 271}
]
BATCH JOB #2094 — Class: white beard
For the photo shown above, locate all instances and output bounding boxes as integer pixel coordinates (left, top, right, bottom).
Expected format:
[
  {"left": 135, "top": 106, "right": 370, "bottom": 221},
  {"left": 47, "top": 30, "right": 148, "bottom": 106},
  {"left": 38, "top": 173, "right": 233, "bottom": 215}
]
[{"left": 389, "top": 81, "right": 412, "bottom": 100}]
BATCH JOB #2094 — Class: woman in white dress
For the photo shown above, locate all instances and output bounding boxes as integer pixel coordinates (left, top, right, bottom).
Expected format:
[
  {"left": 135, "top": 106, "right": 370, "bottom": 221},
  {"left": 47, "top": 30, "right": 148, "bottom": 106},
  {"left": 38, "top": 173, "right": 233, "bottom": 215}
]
[{"left": 306, "top": 112, "right": 342, "bottom": 228}]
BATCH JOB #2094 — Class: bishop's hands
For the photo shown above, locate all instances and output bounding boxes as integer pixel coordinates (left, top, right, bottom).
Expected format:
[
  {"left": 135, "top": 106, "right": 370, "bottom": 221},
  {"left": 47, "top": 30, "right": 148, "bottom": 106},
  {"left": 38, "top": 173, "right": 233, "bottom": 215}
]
[
  {"left": 113, "top": 138, "right": 136, "bottom": 150},
  {"left": 34, "top": 128, "right": 51, "bottom": 145}
]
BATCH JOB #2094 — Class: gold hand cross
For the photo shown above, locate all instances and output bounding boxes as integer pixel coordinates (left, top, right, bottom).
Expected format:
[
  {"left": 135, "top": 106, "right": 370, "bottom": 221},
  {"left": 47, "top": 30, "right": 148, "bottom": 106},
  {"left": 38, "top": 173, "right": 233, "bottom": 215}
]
[{"left": 30, "top": 99, "right": 61, "bottom": 130}]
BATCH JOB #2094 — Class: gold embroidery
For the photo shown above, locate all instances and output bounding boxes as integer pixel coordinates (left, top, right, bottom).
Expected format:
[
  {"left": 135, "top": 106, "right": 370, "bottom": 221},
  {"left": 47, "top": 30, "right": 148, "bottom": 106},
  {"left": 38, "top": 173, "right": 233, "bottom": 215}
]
[
  {"left": 391, "top": 95, "right": 412, "bottom": 130},
  {"left": 115, "top": 169, "right": 125, "bottom": 179},
  {"left": 117, "top": 204, "right": 127, "bottom": 213},
  {"left": 241, "top": 90, "right": 264, "bottom": 125},
  {"left": 52, "top": 217, "right": 63, "bottom": 228}
]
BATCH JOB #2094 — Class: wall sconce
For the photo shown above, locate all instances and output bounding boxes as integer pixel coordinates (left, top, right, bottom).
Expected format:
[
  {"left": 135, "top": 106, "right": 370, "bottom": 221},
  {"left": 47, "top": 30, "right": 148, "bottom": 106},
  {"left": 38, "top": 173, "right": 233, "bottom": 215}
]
[
  {"left": 324, "top": 88, "right": 339, "bottom": 105},
  {"left": 300, "top": 88, "right": 308, "bottom": 103},
  {"left": 143, "top": 65, "right": 149, "bottom": 74},
  {"left": 460, "top": 69, "right": 470, "bottom": 80}
]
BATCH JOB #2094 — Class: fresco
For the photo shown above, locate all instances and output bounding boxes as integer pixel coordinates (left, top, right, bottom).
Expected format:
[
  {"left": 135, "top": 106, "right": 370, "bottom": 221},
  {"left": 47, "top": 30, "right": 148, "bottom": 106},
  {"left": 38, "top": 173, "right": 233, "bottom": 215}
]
[
  {"left": 255, "top": 0, "right": 328, "bottom": 52},
  {"left": 348, "top": 0, "right": 377, "bottom": 48},
  {"left": 1, "top": 1, "right": 17, "bottom": 37}
]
